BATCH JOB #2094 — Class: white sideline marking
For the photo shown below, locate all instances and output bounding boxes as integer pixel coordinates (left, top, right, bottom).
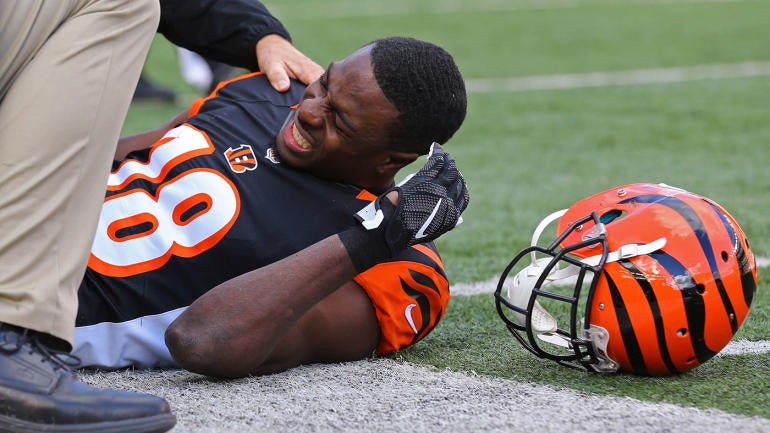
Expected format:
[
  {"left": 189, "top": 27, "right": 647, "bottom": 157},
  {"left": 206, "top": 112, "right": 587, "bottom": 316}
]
[
  {"left": 716, "top": 339, "right": 770, "bottom": 357},
  {"left": 465, "top": 61, "right": 770, "bottom": 93},
  {"left": 273, "top": 0, "right": 752, "bottom": 20}
]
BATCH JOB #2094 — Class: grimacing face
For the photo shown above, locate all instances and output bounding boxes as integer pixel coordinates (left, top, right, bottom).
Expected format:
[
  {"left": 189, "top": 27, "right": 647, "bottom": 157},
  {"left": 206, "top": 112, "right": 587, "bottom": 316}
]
[{"left": 274, "top": 45, "right": 401, "bottom": 190}]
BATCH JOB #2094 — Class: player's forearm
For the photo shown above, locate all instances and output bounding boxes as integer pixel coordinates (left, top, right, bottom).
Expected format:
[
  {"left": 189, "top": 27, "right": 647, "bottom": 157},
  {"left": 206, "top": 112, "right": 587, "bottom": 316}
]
[
  {"left": 164, "top": 193, "right": 400, "bottom": 377},
  {"left": 164, "top": 233, "right": 359, "bottom": 377}
]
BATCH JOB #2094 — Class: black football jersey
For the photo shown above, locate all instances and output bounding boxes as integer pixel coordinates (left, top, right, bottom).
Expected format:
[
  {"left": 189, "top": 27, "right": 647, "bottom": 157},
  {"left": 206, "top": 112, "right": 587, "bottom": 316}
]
[{"left": 74, "top": 73, "right": 448, "bottom": 368}]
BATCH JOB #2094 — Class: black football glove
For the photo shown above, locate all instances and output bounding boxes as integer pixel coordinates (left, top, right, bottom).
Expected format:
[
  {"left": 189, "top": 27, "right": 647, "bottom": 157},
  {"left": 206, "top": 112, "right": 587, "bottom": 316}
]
[{"left": 340, "top": 143, "right": 469, "bottom": 272}]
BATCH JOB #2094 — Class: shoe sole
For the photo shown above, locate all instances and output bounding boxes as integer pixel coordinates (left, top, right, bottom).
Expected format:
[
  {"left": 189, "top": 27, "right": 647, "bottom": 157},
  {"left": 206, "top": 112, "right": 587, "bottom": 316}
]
[{"left": 0, "top": 413, "right": 176, "bottom": 433}]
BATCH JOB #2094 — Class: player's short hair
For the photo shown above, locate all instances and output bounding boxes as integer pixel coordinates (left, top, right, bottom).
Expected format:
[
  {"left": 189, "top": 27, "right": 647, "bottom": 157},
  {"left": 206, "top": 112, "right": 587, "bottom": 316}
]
[{"left": 369, "top": 37, "right": 467, "bottom": 155}]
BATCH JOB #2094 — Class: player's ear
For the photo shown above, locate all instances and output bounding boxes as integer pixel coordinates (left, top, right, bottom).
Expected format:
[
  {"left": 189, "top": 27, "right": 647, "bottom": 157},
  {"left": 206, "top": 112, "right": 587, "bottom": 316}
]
[{"left": 384, "top": 151, "right": 419, "bottom": 170}]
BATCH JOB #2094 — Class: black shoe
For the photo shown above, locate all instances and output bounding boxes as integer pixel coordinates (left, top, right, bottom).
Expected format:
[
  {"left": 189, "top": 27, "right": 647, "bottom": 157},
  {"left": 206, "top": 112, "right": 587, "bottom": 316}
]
[
  {"left": 133, "top": 75, "right": 177, "bottom": 103},
  {"left": 0, "top": 323, "right": 176, "bottom": 433}
]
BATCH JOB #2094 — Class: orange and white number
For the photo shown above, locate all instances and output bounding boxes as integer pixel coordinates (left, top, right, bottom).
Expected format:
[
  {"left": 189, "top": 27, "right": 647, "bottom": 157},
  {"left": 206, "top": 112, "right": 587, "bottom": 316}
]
[{"left": 89, "top": 126, "right": 240, "bottom": 277}]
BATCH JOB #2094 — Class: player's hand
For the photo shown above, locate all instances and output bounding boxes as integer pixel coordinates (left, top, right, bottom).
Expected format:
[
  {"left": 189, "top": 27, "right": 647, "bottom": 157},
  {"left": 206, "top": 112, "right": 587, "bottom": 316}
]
[
  {"left": 256, "top": 34, "right": 324, "bottom": 92},
  {"left": 355, "top": 143, "right": 469, "bottom": 254}
]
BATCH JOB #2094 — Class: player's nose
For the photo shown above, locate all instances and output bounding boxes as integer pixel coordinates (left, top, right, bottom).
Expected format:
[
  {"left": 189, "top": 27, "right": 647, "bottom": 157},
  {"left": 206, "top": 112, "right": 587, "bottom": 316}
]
[{"left": 297, "top": 86, "right": 325, "bottom": 130}]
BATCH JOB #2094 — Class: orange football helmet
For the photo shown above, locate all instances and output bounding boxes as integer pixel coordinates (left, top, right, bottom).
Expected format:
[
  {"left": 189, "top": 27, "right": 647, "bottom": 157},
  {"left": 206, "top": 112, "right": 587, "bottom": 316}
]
[{"left": 494, "top": 183, "right": 757, "bottom": 375}]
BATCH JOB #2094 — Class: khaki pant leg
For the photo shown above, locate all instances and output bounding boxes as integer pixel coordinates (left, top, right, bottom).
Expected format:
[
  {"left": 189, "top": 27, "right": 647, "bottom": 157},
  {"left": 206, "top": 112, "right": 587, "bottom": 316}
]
[{"left": 0, "top": 0, "right": 160, "bottom": 349}]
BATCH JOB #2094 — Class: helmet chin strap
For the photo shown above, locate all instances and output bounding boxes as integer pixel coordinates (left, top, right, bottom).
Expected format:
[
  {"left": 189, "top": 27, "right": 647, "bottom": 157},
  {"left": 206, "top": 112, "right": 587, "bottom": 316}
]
[
  {"left": 528, "top": 209, "right": 568, "bottom": 265},
  {"left": 507, "top": 209, "right": 668, "bottom": 338},
  {"left": 581, "top": 238, "right": 666, "bottom": 267}
]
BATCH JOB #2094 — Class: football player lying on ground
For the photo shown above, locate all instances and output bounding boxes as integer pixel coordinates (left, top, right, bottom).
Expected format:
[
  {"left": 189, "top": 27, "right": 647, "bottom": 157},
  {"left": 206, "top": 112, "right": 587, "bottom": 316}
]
[{"left": 73, "top": 36, "right": 468, "bottom": 378}]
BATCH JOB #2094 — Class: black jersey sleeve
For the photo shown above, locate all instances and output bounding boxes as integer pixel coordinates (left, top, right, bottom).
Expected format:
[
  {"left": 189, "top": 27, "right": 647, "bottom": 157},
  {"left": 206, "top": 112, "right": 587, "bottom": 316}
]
[{"left": 158, "top": 0, "right": 291, "bottom": 71}]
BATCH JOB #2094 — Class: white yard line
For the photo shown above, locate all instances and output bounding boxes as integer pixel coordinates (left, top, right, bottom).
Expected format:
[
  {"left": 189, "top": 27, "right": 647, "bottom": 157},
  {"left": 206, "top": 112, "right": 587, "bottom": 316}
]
[
  {"left": 465, "top": 61, "right": 770, "bottom": 93},
  {"left": 717, "top": 339, "right": 770, "bottom": 357},
  {"left": 271, "top": 0, "right": 753, "bottom": 20}
]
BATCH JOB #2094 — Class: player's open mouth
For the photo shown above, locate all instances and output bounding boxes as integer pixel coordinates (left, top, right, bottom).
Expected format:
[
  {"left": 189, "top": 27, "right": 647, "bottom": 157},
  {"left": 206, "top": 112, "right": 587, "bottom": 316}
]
[
  {"left": 292, "top": 123, "right": 310, "bottom": 149},
  {"left": 283, "top": 118, "right": 311, "bottom": 152}
]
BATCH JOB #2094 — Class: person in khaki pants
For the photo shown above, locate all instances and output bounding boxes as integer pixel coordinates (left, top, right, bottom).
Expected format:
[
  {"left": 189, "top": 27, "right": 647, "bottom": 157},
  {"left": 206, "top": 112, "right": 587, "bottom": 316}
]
[{"left": 0, "top": 1, "right": 322, "bottom": 432}]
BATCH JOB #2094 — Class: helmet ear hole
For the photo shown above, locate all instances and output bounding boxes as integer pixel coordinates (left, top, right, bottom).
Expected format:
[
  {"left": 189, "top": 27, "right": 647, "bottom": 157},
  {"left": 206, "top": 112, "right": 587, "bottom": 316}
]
[
  {"left": 676, "top": 328, "right": 688, "bottom": 337},
  {"left": 599, "top": 209, "right": 625, "bottom": 224},
  {"left": 720, "top": 251, "right": 729, "bottom": 262}
]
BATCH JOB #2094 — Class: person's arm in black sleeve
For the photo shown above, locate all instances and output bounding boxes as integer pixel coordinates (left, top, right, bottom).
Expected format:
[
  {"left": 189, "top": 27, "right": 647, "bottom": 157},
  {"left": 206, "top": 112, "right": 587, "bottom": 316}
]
[
  {"left": 158, "top": 0, "right": 323, "bottom": 93},
  {"left": 158, "top": 0, "right": 290, "bottom": 71}
]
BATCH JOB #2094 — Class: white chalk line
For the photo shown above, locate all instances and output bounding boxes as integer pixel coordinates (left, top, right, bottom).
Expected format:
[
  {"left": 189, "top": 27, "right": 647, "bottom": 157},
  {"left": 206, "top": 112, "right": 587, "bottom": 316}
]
[
  {"left": 465, "top": 61, "right": 770, "bottom": 93},
  {"left": 271, "top": 0, "right": 753, "bottom": 20}
]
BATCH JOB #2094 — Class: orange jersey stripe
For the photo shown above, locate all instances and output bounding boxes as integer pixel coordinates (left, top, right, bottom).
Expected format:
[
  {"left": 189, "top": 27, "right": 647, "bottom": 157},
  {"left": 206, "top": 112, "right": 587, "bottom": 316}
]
[{"left": 189, "top": 71, "right": 266, "bottom": 117}]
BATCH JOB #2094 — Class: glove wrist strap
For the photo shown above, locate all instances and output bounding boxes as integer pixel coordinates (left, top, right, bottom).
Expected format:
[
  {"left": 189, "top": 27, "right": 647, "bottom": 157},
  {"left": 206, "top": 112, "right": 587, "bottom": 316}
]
[
  {"left": 338, "top": 224, "right": 391, "bottom": 273},
  {"left": 341, "top": 195, "right": 401, "bottom": 272}
]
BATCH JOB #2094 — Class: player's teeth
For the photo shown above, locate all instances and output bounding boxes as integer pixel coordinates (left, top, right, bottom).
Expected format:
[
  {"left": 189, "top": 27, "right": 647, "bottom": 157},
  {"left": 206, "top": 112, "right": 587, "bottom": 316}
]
[{"left": 292, "top": 124, "right": 310, "bottom": 149}]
